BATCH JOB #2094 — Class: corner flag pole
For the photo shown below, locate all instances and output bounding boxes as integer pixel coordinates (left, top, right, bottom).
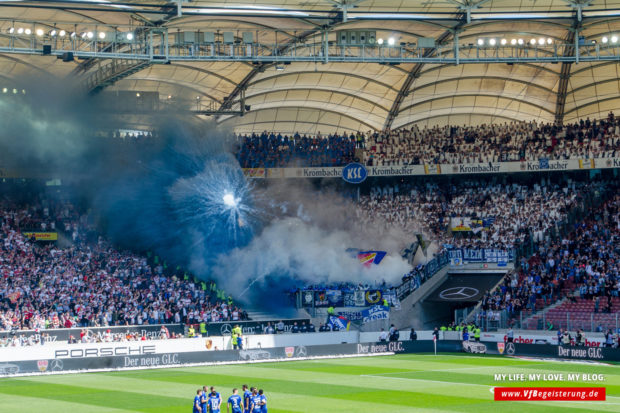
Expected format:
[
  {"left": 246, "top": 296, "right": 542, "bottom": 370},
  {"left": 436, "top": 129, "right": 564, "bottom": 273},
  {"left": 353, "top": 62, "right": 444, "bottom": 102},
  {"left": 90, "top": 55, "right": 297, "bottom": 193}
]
[{"left": 433, "top": 335, "right": 437, "bottom": 356}]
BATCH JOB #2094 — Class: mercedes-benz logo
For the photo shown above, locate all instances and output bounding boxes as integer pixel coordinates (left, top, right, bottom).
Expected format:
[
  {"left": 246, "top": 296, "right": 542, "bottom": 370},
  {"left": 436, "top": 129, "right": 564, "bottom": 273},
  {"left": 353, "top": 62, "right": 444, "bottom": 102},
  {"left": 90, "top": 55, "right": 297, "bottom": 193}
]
[
  {"left": 51, "top": 359, "right": 64, "bottom": 371},
  {"left": 295, "top": 346, "right": 307, "bottom": 357},
  {"left": 220, "top": 324, "right": 232, "bottom": 335},
  {"left": 506, "top": 342, "right": 516, "bottom": 356},
  {"left": 439, "top": 287, "right": 479, "bottom": 300}
]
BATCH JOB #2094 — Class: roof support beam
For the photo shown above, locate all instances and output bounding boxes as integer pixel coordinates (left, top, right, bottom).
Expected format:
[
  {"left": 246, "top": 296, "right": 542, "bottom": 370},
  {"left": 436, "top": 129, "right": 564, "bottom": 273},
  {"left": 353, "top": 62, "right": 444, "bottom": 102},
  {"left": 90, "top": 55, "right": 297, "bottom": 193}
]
[
  {"left": 555, "top": 17, "right": 580, "bottom": 125},
  {"left": 383, "top": 14, "right": 467, "bottom": 130}
]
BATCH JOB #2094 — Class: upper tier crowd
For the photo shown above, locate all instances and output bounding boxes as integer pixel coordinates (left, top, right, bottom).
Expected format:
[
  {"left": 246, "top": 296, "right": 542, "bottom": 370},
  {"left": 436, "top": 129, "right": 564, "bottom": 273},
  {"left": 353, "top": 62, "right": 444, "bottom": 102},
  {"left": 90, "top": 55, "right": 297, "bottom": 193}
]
[
  {"left": 0, "top": 198, "right": 246, "bottom": 333},
  {"left": 236, "top": 112, "right": 620, "bottom": 168}
]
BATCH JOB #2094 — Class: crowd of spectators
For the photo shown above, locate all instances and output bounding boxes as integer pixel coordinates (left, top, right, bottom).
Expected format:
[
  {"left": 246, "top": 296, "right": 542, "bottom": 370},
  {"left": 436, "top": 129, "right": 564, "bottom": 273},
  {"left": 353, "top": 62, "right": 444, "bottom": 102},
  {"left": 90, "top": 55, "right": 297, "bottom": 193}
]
[
  {"left": 0, "top": 197, "right": 246, "bottom": 334},
  {"left": 479, "top": 191, "right": 619, "bottom": 322},
  {"left": 235, "top": 112, "right": 620, "bottom": 168},
  {"left": 355, "top": 178, "right": 599, "bottom": 251},
  {"left": 236, "top": 131, "right": 359, "bottom": 168}
]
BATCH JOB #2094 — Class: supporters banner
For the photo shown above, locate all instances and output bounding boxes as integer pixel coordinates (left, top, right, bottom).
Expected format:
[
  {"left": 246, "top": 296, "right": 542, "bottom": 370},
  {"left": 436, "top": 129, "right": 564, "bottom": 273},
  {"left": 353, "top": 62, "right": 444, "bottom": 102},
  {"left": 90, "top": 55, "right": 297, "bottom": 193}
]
[
  {"left": 247, "top": 157, "right": 620, "bottom": 179},
  {"left": 327, "top": 315, "right": 350, "bottom": 331},
  {"left": 337, "top": 309, "right": 364, "bottom": 321},
  {"left": 364, "top": 290, "right": 383, "bottom": 305},
  {"left": 354, "top": 290, "right": 366, "bottom": 306},
  {"left": 361, "top": 305, "right": 390, "bottom": 323},
  {"left": 448, "top": 248, "right": 512, "bottom": 264},
  {"left": 578, "top": 159, "right": 595, "bottom": 169},
  {"left": 357, "top": 250, "right": 386, "bottom": 267},
  {"left": 325, "top": 290, "right": 344, "bottom": 306},
  {"left": 314, "top": 291, "right": 329, "bottom": 307},
  {"left": 382, "top": 291, "right": 401, "bottom": 310},
  {"left": 22, "top": 232, "right": 58, "bottom": 241},
  {"left": 449, "top": 218, "right": 486, "bottom": 233}
]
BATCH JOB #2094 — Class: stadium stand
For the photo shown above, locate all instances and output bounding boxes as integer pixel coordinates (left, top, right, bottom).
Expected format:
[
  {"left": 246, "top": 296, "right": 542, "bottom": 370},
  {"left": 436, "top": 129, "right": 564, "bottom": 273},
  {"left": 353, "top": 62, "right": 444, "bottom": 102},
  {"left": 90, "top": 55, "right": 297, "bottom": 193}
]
[
  {"left": 478, "top": 191, "right": 619, "bottom": 331},
  {"left": 236, "top": 115, "right": 620, "bottom": 168},
  {"left": 0, "top": 198, "right": 246, "bottom": 335}
]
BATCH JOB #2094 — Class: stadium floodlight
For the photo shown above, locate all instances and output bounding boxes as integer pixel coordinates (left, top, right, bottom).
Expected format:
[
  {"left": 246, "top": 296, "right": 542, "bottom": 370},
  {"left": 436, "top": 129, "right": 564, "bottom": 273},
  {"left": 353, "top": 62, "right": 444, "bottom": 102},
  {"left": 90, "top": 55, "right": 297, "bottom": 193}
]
[
  {"left": 547, "top": 37, "right": 553, "bottom": 44},
  {"left": 538, "top": 37, "right": 545, "bottom": 45},
  {"left": 377, "top": 38, "right": 384, "bottom": 45},
  {"left": 167, "top": 95, "right": 172, "bottom": 99},
  {"left": 612, "top": 35, "right": 618, "bottom": 43},
  {"left": 510, "top": 38, "right": 516, "bottom": 45},
  {"left": 50, "top": 29, "right": 57, "bottom": 37},
  {"left": 25, "top": 28, "right": 31, "bottom": 35},
  {"left": 275, "top": 65, "right": 285, "bottom": 71},
  {"left": 223, "top": 193, "right": 237, "bottom": 208},
  {"left": 59, "top": 30, "right": 66, "bottom": 37},
  {"left": 12, "top": 88, "right": 17, "bottom": 94},
  {"left": 126, "top": 32, "right": 134, "bottom": 41},
  {"left": 36, "top": 29, "right": 44, "bottom": 36},
  {"left": 489, "top": 38, "right": 496, "bottom": 46},
  {"left": 136, "top": 92, "right": 140, "bottom": 97},
  {"left": 2, "top": 88, "right": 7, "bottom": 93},
  {"left": 530, "top": 38, "right": 536, "bottom": 45},
  {"left": 387, "top": 37, "right": 395, "bottom": 45},
  {"left": 518, "top": 38, "right": 524, "bottom": 45},
  {"left": 70, "top": 32, "right": 76, "bottom": 38},
  {"left": 500, "top": 38, "right": 507, "bottom": 45},
  {"left": 17, "top": 28, "right": 24, "bottom": 34},
  {"left": 477, "top": 38, "right": 484, "bottom": 46},
  {"left": 8, "top": 27, "right": 14, "bottom": 34},
  {"left": 602, "top": 36, "right": 608, "bottom": 43},
  {"left": 87, "top": 31, "right": 94, "bottom": 39},
  {"left": 98, "top": 31, "right": 105, "bottom": 39}
]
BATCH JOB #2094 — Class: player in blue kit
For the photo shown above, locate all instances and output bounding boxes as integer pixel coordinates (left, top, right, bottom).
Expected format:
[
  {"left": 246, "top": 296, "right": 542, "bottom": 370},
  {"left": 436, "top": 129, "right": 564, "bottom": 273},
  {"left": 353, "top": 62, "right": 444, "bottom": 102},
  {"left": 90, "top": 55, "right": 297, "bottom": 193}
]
[
  {"left": 210, "top": 386, "right": 222, "bottom": 405},
  {"left": 258, "top": 389, "right": 267, "bottom": 413},
  {"left": 242, "top": 385, "right": 251, "bottom": 413},
  {"left": 208, "top": 389, "right": 222, "bottom": 413},
  {"left": 200, "top": 386, "right": 209, "bottom": 413},
  {"left": 193, "top": 389, "right": 203, "bottom": 413},
  {"left": 250, "top": 388, "right": 262, "bottom": 413},
  {"left": 227, "top": 388, "right": 243, "bottom": 413}
]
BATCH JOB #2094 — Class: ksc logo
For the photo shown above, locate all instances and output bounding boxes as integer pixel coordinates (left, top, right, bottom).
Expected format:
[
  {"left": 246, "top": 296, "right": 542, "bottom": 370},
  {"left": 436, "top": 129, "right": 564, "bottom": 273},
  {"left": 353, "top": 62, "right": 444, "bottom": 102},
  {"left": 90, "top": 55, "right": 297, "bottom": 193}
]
[{"left": 342, "top": 163, "right": 367, "bottom": 184}]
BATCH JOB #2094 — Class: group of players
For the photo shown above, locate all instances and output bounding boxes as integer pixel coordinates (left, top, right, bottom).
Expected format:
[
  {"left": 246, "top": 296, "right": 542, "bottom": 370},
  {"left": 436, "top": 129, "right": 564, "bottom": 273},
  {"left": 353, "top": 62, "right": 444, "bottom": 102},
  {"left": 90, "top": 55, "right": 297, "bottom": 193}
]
[{"left": 193, "top": 385, "right": 267, "bottom": 413}]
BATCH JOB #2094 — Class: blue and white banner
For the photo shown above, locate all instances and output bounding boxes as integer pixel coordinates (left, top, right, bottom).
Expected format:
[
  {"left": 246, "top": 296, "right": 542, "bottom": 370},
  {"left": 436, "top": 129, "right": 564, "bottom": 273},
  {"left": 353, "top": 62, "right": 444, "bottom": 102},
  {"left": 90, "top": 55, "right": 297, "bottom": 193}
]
[
  {"left": 337, "top": 310, "right": 364, "bottom": 321},
  {"left": 361, "top": 305, "right": 390, "bottom": 324},
  {"left": 382, "top": 291, "right": 401, "bottom": 310},
  {"left": 448, "top": 248, "right": 512, "bottom": 264},
  {"left": 328, "top": 316, "right": 350, "bottom": 331}
]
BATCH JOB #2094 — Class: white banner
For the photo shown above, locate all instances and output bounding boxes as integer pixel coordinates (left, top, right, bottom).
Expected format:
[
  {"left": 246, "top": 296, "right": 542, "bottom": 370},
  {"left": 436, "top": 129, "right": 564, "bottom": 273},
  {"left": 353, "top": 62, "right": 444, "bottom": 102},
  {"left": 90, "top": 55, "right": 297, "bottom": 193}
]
[{"left": 244, "top": 157, "right": 620, "bottom": 179}]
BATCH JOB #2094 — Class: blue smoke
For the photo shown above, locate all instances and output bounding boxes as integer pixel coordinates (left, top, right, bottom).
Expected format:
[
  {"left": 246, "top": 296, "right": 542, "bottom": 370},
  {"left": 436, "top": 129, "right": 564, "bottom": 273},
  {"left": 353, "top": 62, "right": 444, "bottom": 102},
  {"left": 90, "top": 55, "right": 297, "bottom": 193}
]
[{"left": 92, "top": 120, "right": 256, "bottom": 271}]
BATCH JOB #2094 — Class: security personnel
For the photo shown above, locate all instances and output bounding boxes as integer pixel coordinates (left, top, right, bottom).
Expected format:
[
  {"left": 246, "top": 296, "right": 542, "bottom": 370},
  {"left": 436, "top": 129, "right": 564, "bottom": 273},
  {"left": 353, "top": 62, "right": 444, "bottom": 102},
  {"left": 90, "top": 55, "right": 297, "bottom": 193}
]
[
  {"left": 199, "top": 321, "right": 207, "bottom": 336},
  {"left": 188, "top": 325, "right": 196, "bottom": 338},
  {"left": 232, "top": 332, "right": 239, "bottom": 350},
  {"left": 474, "top": 326, "right": 481, "bottom": 342},
  {"left": 327, "top": 306, "right": 335, "bottom": 316},
  {"left": 440, "top": 325, "right": 447, "bottom": 332},
  {"left": 232, "top": 325, "right": 243, "bottom": 337},
  {"left": 382, "top": 298, "right": 389, "bottom": 307}
]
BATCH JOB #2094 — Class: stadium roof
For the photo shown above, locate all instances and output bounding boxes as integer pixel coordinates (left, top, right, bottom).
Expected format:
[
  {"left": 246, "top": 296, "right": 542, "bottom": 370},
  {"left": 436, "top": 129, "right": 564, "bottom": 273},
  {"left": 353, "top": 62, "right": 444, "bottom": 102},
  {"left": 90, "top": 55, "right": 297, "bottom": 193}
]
[{"left": 2, "top": 0, "right": 620, "bottom": 134}]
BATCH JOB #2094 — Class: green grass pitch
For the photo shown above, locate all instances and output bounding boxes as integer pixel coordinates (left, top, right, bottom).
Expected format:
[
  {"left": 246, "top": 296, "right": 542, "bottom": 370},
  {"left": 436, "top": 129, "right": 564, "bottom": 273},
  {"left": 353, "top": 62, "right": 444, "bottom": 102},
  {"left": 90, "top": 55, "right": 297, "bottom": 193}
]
[{"left": 0, "top": 353, "right": 618, "bottom": 412}]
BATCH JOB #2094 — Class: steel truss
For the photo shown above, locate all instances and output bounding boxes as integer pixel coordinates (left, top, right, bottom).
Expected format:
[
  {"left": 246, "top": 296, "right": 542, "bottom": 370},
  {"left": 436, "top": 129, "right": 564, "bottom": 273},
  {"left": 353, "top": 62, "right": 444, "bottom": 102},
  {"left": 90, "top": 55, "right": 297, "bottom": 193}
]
[{"left": 1, "top": 28, "right": 620, "bottom": 64}]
